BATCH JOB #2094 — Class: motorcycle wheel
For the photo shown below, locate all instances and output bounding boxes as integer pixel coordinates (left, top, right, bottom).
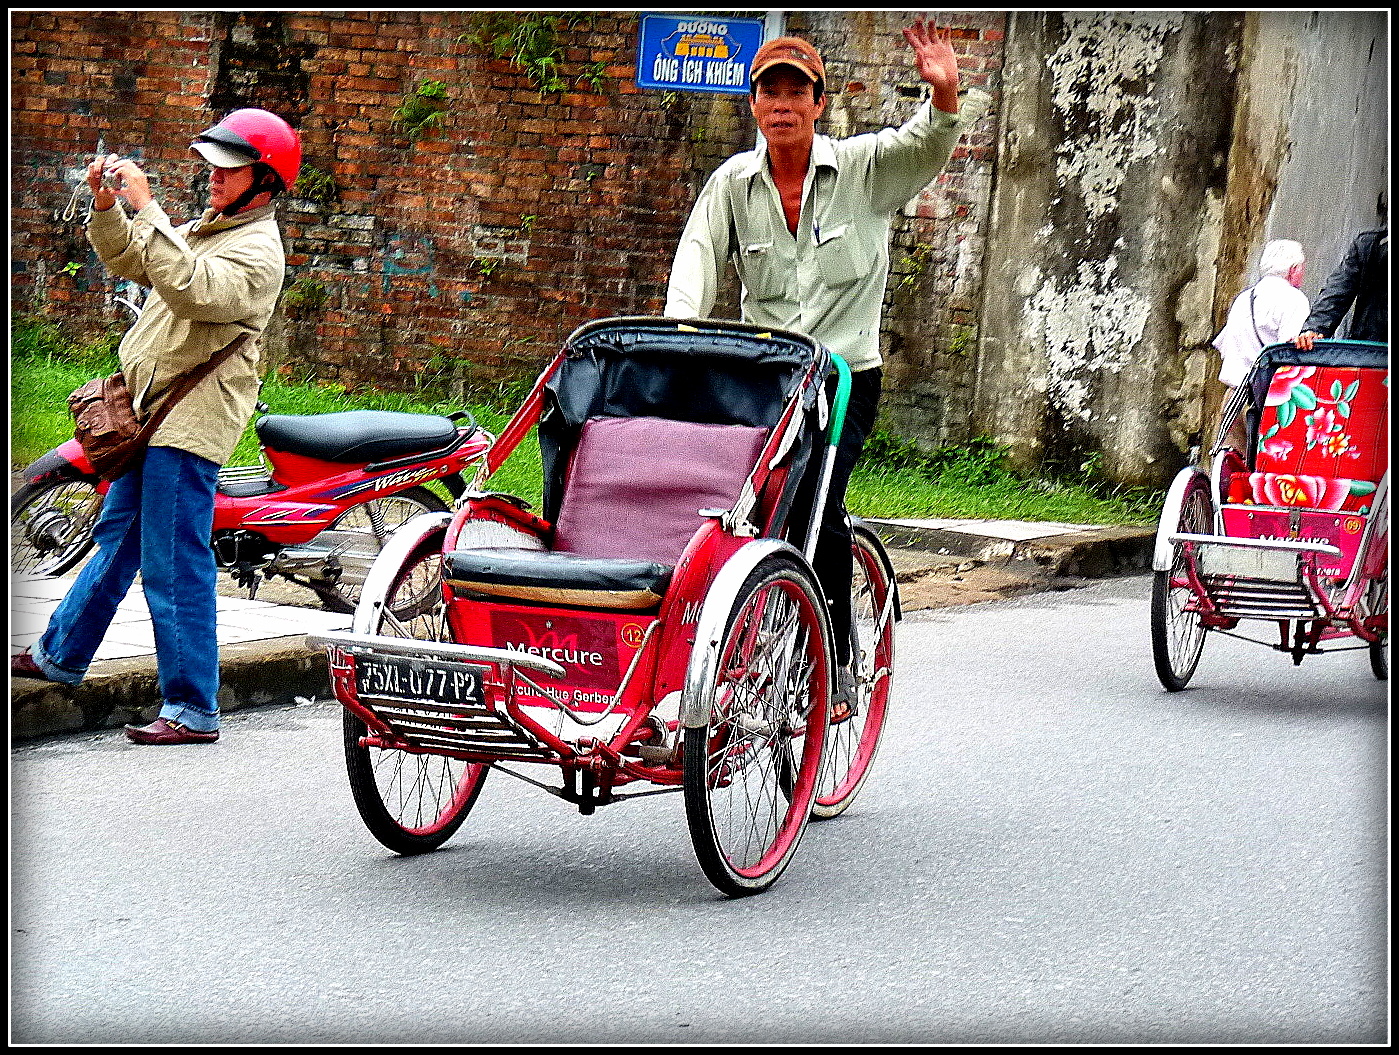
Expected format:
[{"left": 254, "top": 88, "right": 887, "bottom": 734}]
[
  {"left": 308, "top": 485, "right": 448, "bottom": 613},
  {"left": 10, "top": 477, "right": 103, "bottom": 577}
]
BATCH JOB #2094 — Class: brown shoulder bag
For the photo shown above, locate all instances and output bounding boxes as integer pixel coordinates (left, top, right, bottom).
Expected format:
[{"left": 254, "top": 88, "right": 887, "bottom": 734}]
[{"left": 68, "top": 333, "right": 251, "bottom": 481}]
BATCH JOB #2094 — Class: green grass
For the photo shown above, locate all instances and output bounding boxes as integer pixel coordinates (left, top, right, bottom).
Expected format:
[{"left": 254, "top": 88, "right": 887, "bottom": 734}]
[
  {"left": 846, "top": 428, "right": 1160, "bottom": 526},
  {"left": 9, "top": 315, "right": 1158, "bottom": 525},
  {"left": 846, "top": 468, "right": 1157, "bottom": 524}
]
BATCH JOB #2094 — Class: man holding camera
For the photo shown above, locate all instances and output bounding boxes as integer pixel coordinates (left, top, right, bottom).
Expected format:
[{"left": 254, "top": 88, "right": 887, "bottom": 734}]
[{"left": 13, "top": 109, "right": 299, "bottom": 746}]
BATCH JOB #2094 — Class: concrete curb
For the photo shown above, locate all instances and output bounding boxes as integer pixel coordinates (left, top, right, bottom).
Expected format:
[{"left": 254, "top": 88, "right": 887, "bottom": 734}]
[
  {"left": 866, "top": 520, "right": 1155, "bottom": 581},
  {"left": 10, "top": 522, "right": 1156, "bottom": 742},
  {"left": 11, "top": 636, "right": 332, "bottom": 742}
]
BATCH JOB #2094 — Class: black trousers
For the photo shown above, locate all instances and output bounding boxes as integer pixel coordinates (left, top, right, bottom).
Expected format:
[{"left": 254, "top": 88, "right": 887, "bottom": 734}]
[{"left": 803, "top": 366, "right": 882, "bottom": 667}]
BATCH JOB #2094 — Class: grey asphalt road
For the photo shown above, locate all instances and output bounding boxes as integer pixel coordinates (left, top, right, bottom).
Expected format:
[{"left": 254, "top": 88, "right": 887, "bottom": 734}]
[{"left": 10, "top": 575, "right": 1387, "bottom": 1045}]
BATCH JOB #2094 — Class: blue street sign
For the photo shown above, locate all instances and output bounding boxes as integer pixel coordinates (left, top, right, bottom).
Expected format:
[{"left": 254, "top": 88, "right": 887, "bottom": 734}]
[{"left": 635, "top": 13, "right": 766, "bottom": 94}]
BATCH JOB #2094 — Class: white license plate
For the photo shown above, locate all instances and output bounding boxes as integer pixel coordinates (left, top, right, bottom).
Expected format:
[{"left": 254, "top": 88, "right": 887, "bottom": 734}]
[{"left": 354, "top": 654, "right": 485, "bottom": 707}]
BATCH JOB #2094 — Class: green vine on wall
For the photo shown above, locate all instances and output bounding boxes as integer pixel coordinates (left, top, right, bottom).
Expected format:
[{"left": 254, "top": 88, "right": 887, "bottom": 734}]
[
  {"left": 394, "top": 78, "right": 451, "bottom": 141},
  {"left": 465, "top": 13, "right": 602, "bottom": 95},
  {"left": 282, "top": 275, "right": 328, "bottom": 313},
  {"left": 898, "top": 242, "right": 936, "bottom": 289},
  {"left": 294, "top": 163, "right": 338, "bottom": 205}
]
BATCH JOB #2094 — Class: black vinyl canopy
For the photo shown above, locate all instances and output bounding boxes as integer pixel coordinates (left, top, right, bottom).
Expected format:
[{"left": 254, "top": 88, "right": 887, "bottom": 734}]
[{"left": 537, "top": 316, "right": 831, "bottom": 528}]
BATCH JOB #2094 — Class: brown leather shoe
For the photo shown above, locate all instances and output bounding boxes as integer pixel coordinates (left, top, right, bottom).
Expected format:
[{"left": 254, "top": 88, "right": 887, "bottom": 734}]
[
  {"left": 11, "top": 651, "right": 53, "bottom": 681},
  {"left": 124, "top": 718, "right": 219, "bottom": 745}
]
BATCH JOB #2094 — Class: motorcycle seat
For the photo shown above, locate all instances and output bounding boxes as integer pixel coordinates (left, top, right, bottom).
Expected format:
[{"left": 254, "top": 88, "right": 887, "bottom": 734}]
[{"left": 256, "top": 410, "right": 459, "bottom": 463}]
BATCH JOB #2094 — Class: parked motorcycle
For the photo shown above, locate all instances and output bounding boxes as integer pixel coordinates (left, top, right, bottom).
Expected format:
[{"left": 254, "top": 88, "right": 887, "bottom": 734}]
[{"left": 11, "top": 406, "right": 492, "bottom": 612}]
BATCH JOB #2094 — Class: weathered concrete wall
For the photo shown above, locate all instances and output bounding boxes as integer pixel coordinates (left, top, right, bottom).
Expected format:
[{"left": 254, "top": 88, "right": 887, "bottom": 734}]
[
  {"left": 1257, "top": 11, "right": 1389, "bottom": 293},
  {"left": 974, "top": 10, "right": 1388, "bottom": 489},
  {"left": 974, "top": 11, "right": 1242, "bottom": 488},
  {"left": 1203, "top": 10, "right": 1389, "bottom": 441}
]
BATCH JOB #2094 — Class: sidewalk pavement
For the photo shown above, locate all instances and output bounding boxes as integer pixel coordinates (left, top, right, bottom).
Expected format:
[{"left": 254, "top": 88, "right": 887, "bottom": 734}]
[{"left": 9, "top": 518, "right": 1154, "bottom": 741}]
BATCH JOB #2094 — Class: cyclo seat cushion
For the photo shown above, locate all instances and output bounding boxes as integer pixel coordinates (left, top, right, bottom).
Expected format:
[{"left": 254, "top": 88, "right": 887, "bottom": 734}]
[
  {"left": 552, "top": 416, "right": 769, "bottom": 564},
  {"left": 257, "top": 410, "right": 458, "bottom": 463},
  {"left": 443, "top": 416, "right": 768, "bottom": 610},
  {"left": 444, "top": 548, "right": 673, "bottom": 610}
]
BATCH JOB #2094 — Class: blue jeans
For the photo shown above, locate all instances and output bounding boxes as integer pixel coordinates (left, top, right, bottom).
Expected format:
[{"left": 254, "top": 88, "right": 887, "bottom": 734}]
[{"left": 32, "top": 445, "right": 223, "bottom": 732}]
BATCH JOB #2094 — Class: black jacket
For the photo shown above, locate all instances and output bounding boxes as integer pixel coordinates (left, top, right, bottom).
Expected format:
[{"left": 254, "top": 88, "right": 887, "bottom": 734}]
[{"left": 1302, "top": 228, "right": 1388, "bottom": 341}]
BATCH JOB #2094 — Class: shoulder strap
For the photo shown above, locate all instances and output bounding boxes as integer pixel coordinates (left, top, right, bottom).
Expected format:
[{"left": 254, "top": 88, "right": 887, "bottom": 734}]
[
  {"left": 1248, "top": 286, "right": 1265, "bottom": 347},
  {"left": 136, "top": 332, "right": 251, "bottom": 441}
]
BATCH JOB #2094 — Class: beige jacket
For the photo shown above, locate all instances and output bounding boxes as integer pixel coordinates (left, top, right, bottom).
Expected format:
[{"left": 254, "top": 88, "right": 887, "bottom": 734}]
[
  {"left": 666, "top": 89, "right": 990, "bottom": 371},
  {"left": 87, "top": 199, "right": 285, "bottom": 465}
]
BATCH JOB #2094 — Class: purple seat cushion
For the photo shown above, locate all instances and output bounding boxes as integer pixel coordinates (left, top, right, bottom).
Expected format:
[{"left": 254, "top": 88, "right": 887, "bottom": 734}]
[{"left": 552, "top": 416, "right": 769, "bottom": 565}]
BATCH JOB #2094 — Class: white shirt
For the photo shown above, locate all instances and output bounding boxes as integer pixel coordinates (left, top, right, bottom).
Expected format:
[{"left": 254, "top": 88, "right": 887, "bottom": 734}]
[
  {"left": 1212, "top": 273, "right": 1311, "bottom": 387},
  {"left": 665, "top": 89, "right": 990, "bottom": 372}
]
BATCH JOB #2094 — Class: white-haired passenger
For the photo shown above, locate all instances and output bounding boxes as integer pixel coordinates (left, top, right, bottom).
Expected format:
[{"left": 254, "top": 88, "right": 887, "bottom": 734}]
[
  {"left": 1213, "top": 238, "right": 1311, "bottom": 390},
  {"left": 1211, "top": 239, "right": 1311, "bottom": 451}
]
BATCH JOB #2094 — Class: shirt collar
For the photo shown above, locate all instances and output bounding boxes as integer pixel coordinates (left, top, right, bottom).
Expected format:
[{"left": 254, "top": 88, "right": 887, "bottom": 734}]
[{"left": 738, "top": 134, "right": 841, "bottom": 181}]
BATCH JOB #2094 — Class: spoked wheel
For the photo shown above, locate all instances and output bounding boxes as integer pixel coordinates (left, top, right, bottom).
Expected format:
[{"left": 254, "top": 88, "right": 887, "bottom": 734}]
[
  {"left": 1151, "top": 471, "right": 1213, "bottom": 691},
  {"left": 10, "top": 477, "right": 103, "bottom": 577},
  {"left": 311, "top": 485, "right": 449, "bottom": 613},
  {"left": 682, "top": 552, "right": 831, "bottom": 897},
  {"left": 813, "top": 523, "right": 896, "bottom": 819},
  {"left": 342, "top": 527, "right": 489, "bottom": 855},
  {"left": 1365, "top": 574, "right": 1388, "bottom": 681}
]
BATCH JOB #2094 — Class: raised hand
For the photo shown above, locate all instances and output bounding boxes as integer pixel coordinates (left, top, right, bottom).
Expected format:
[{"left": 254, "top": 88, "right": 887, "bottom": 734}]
[
  {"left": 902, "top": 18, "right": 961, "bottom": 112},
  {"left": 85, "top": 153, "right": 118, "bottom": 212}
]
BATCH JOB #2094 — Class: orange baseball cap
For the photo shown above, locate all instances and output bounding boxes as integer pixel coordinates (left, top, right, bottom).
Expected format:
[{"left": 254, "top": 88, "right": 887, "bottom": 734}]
[{"left": 749, "top": 36, "right": 826, "bottom": 88}]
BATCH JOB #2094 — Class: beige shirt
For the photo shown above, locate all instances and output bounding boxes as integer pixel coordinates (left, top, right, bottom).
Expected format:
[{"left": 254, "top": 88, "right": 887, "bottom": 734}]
[
  {"left": 665, "top": 89, "right": 990, "bottom": 371},
  {"left": 87, "top": 200, "right": 284, "bottom": 465}
]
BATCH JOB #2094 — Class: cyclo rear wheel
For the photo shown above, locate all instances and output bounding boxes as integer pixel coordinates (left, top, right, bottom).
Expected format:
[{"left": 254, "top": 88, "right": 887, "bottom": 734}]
[
  {"left": 1366, "top": 574, "right": 1388, "bottom": 681},
  {"left": 342, "top": 524, "right": 489, "bottom": 855},
  {"left": 1151, "top": 472, "right": 1213, "bottom": 691},
  {"left": 682, "top": 551, "right": 831, "bottom": 897},
  {"left": 813, "top": 523, "right": 896, "bottom": 819}
]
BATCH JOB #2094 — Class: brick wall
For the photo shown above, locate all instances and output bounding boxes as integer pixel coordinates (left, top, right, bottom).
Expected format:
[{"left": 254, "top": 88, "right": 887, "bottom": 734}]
[
  {"left": 11, "top": 10, "right": 1001, "bottom": 435},
  {"left": 11, "top": 11, "right": 223, "bottom": 314}
]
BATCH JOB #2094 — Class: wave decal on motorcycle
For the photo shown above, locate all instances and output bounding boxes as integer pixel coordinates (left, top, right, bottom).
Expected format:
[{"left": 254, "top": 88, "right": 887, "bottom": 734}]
[{"left": 322, "top": 464, "right": 448, "bottom": 501}]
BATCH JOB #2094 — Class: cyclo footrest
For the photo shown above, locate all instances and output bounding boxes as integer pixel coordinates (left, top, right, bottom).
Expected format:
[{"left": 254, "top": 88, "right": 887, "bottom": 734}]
[
  {"left": 1168, "top": 532, "right": 1339, "bottom": 620},
  {"left": 309, "top": 631, "right": 567, "bottom": 761}
]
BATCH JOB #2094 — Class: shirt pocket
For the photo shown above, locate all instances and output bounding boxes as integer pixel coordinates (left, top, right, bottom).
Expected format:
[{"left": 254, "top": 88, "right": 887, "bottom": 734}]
[
  {"left": 736, "top": 241, "right": 790, "bottom": 301},
  {"left": 814, "top": 223, "right": 869, "bottom": 288}
]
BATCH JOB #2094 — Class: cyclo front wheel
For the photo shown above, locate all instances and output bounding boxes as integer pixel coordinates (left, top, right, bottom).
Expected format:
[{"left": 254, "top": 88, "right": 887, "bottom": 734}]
[
  {"left": 342, "top": 524, "right": 489, "bottom": 855},
  {"left": 1151, "top": 472, "right": 1212, "bottom": 691},
  {"left": 682, "top": 551, "right": 831, "bottom": 897},
  {"left": 813, "top": 522, "right": 896, "bottom": 819}
]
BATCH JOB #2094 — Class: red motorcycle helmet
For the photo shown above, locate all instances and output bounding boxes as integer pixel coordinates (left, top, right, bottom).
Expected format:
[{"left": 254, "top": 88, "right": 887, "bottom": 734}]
[{"left": 192, "top": 108, "right": 301, "bottom": 198}]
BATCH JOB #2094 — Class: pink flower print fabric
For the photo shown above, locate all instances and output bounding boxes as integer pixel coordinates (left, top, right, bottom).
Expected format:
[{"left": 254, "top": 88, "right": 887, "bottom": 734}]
[{"left": 1248, "top": 366, "right": 1387, "bottom": 514}]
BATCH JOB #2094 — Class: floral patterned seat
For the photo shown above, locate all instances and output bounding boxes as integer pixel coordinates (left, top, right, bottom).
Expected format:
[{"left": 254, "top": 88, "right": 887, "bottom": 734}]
[{"left": 1226, "top": 365, "right": 1388, "bottom": 514}]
